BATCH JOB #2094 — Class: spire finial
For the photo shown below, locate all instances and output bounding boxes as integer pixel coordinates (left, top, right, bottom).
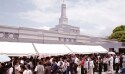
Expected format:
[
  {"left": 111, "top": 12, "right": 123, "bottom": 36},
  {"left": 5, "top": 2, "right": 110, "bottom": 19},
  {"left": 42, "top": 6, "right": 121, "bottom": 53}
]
[{"left": 62, "top": 0, "right": 65, "bottom": 4}]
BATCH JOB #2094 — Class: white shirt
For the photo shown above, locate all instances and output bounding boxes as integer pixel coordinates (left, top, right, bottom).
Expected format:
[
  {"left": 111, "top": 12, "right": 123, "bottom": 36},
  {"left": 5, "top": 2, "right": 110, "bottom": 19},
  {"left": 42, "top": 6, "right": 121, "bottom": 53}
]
[
  {"left": 8, "top": 67, "right": 13, "bottom": 74},
  {"left": 84, "top": 61, "right": 88, "bottom": 69},
  {"left": 34, "top": 64, "right": 44, "bottom": 74},
  {"left": 20, "top": 60, "right": 24, "bottom": 64},
  {"left": 62, "top": 62, "right": 69, "bottom": 72},
  {"left": 109, "top": 56, "right": 113, "bottom": 65},
  {"left": 89, "top": 61, "right": 94, "bottom": 68},
  {"left": 15, "top": 64, "right": 21, "bottom": 71},
  {"left": 75, "top": 57, "right": 80, "bottom": 65},
  {"left": 103, "top": 58, "right": 108, "bottom": 63},
  {"left": 50, "top": 58, "right": 53, "bottom": 64},
  {"left": 115, "top": 57, "right": 119, "bottom": 63},
  {"left": 23, "top": 70, "right": 32, "bottom": 74},
  {"left": 57, "top": 61, "right": 64, "bottom": 66}
]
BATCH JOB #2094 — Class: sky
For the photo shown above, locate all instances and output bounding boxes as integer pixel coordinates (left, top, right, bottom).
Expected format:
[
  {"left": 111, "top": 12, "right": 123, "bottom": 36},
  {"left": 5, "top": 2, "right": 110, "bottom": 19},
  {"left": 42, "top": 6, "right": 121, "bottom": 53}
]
[{"left": 0, "top": 0, "right": 125, "bottom": 37}]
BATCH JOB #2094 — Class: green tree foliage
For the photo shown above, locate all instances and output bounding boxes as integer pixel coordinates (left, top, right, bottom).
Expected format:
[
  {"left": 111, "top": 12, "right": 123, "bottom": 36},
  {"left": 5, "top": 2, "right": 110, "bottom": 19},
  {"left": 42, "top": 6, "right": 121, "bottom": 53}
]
[
  {"left": 113, "top": 25, "right": 125, "bottom": 33},
  {"left": 109, "top": 25, "right": 125, "bottom": 42}
]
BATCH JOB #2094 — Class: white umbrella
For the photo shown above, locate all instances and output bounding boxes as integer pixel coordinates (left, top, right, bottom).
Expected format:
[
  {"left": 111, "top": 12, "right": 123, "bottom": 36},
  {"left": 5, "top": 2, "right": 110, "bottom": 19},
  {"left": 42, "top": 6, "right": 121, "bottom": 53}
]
[
  {"left": 0, "top": 54, "right": 11, "bottom": 62},
  {"left": 108, "top": 52, "right": 115, "bottom": 55}
]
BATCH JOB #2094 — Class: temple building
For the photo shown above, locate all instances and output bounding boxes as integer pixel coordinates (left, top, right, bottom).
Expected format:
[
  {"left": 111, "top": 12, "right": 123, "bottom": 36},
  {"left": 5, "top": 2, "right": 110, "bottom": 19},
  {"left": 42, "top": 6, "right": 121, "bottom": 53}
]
[{"left": 0, "top": 1, "right": 125, "bottom": 53}]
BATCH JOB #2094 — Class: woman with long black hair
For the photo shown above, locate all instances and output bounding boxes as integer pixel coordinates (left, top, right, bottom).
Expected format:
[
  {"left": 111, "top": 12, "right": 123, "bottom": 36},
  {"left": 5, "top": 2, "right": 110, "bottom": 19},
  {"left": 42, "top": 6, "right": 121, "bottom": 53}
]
[{"left": 98, "top": 58, "right": 103, "bottom": 74}]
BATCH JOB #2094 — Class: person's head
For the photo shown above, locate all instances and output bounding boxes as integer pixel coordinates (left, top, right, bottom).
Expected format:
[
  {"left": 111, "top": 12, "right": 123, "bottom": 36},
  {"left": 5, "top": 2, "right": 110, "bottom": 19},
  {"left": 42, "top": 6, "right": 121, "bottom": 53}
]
[
  {"left": 39, "top": 61, "right": 42, "bottom": 65},
  {"left": 64, "top": 60, "right": 67, "bottom": 63},
  {"left": 15, "top": 60, "right": 19, "bottom": 65},
  {"left": 60, "top": 58, "right": 63, "bottom": 61},
  {"left": 52, "top": 59, "right": 56, "bottom": 63},
  {"left": 82, "top": 57, "right": 85, "bottom": 60},
  {"left": 89, "top": 58, "right": 92, "bottom": 61},
  {"left": 8, "top": 63, "right": 12, "bottom": 68}
]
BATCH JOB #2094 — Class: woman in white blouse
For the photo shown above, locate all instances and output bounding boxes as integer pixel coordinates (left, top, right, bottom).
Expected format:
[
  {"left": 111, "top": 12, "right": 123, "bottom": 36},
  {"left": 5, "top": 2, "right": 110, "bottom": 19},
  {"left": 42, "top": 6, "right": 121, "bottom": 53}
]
[
  {"left": 88, "top": 58, "right": 94, "bottom": 74},
  {"left": 23, "top": 65, "right": 32, "bottom": 74},
  {"left": 84, "top": 58, "right": 89, "bottom": 73}
]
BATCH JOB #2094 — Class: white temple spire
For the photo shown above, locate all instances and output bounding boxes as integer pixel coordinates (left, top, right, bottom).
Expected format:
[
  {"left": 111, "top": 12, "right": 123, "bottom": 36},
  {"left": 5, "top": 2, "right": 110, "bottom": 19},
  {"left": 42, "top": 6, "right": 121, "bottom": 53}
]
[
  {"left": 59, "top": 0, "right": 68, "bottom": 25},
  {"left": 50, "top": 0, "right": 80, "bottom": 34}
]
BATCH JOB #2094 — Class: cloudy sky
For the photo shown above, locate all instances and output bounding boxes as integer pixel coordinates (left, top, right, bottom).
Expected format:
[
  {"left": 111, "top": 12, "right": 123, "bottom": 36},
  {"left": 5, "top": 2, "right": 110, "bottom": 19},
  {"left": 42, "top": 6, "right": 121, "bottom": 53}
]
[{"left": 0, "top": 0, "right": 125, "bottom": 37}]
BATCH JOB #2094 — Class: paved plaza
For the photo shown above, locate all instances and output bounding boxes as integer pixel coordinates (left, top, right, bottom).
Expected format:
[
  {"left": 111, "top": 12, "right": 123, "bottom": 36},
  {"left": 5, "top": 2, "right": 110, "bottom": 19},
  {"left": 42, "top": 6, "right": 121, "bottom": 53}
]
[{"left": 94, "top": 72, "right": 121, "bottom": 74}]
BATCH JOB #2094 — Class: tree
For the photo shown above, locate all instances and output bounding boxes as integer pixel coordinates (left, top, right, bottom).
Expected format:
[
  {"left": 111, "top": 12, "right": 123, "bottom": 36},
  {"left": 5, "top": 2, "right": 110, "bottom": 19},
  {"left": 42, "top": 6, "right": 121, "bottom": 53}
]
[{"left": 109, "top": 25, "right": 125, "bottom": 42}]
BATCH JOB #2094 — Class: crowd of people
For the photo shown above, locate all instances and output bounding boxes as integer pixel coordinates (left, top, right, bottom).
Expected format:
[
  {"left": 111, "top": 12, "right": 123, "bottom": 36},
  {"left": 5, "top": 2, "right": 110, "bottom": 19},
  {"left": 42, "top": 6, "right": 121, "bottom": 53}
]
[{"left": 0, "top": 53, "right": 125, "bottom": 74}]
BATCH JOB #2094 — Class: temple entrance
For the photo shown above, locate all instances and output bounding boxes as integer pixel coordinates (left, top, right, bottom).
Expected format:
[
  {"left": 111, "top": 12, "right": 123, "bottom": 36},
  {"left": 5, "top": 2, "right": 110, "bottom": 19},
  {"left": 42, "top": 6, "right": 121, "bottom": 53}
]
[
  {"left": 109, "top": 48, "right": 114, "bottom": 52},
  {"left": 119, "top": 48, "right": 125, "bottom": 54}
]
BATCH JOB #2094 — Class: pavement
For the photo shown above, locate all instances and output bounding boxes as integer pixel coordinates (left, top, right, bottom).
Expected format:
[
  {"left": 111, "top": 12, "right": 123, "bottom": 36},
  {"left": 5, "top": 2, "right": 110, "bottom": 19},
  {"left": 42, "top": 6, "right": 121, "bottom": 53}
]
[{"left": 94, "top": 72, "right": 121, "bottom": 74}]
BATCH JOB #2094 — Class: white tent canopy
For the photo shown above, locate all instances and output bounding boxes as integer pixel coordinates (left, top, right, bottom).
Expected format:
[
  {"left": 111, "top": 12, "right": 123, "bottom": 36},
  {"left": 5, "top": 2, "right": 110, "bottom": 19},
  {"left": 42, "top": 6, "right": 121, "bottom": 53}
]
[
  {"left": 108, "top": 52, "right": 115, "bottom": 54},
  {"left": 34, "top": 43, "right": 71, "bottom": 56},
  {"left": 65, "top": 45, "right": 108, "bottom": 54},
  {"left": 0, "top": 54, "right": 11, "bottom": 62},
  {"left": 0, "top": 42, "right": 37, "bottom": 56},
  {"left": 89, "top": 46, "right": 108, "bottom": 53},
  {"left": 0, "top": 42, "right": 108, "bottom": 56},
  {"left": 65, "top": 45, "right": 93, "bottom": 54}
]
